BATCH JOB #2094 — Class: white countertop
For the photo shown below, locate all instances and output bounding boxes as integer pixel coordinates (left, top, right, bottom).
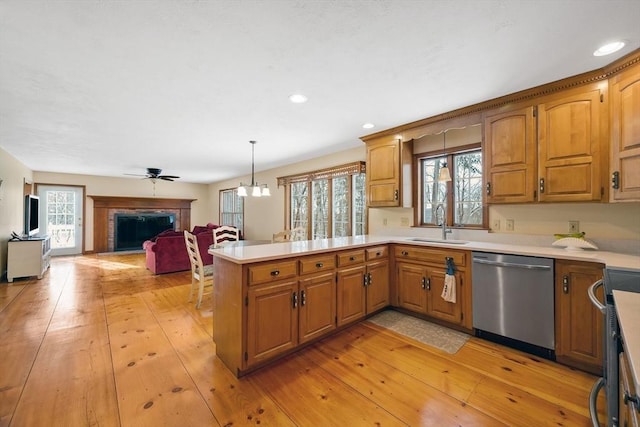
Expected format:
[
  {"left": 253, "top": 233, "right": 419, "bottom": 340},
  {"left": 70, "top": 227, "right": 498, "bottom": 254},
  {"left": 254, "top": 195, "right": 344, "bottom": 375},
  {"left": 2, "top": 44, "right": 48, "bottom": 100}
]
[
  {"left": 209, "top": 235, "right": 640, "bottom": 271},
  {"left": 613, "top": 290, "right": 640, "bottom": 393}
]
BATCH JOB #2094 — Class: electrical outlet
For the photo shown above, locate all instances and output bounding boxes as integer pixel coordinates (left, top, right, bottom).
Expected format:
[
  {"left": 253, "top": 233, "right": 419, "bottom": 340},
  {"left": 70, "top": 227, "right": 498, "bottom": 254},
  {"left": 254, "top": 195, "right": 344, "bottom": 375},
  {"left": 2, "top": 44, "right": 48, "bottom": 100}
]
[
  {"left": 383, "top": 218, "right": 388, "bottom": 226},
  {"left": 492, "top": 219, "right": 500, "bottom": 230},
  {"left": 506, "top": 219, "right": 514, "bottom": 231},
  {"left": 569, "top": 221, "right": 580, "bottom": 233}
]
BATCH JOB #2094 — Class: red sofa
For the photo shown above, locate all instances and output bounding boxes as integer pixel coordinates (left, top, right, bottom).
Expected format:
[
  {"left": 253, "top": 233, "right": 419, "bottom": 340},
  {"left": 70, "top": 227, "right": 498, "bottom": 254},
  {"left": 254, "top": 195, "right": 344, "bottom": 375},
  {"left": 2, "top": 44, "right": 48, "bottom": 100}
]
[{"left": 142, "top": 224, "right": 218, "bottom": 274}]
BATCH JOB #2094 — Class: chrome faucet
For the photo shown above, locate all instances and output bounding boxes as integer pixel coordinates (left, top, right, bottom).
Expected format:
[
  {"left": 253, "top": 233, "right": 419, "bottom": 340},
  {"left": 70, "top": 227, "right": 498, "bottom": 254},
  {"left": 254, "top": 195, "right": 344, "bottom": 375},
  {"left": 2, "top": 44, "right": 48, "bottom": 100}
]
[{"left": 436, "top": 203, "right": 452, "bottom": 240}]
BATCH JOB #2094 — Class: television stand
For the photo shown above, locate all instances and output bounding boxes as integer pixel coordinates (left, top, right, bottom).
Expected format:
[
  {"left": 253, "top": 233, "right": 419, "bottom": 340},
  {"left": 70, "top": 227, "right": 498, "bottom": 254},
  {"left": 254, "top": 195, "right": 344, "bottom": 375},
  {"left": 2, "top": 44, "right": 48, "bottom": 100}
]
[{"left": 7, "top": 235, "right": 51, "bottom": 283}]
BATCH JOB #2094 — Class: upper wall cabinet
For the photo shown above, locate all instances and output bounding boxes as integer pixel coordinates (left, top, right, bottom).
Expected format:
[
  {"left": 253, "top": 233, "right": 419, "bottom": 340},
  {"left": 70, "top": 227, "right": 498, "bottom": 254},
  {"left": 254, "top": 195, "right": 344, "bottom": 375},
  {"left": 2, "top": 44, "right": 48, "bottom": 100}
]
[
  {"left": 610, "top": 61, "right": 640, "bottom": 201},
  {"left": 484, "top": 106, "right": 537, "bottom": 203},
  {"left": 365, "top": 135, "right": 413, "bottom": 207},
  {"left": 537, "top": 84, "right": 607, "bottom": 202}
]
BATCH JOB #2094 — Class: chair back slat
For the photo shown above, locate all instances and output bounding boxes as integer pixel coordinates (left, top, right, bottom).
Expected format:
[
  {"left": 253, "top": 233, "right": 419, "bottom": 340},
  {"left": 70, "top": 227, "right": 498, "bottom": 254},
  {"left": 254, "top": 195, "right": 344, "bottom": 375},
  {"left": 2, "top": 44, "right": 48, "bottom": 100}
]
[{"left": 213, "top": 226, "right": 240, "bottom": 247}]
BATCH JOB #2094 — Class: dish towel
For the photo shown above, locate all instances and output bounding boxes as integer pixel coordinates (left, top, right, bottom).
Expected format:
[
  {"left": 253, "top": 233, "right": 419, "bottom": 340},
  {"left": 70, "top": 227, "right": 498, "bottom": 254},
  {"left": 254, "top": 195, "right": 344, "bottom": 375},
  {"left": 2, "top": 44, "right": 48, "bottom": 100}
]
[{"left": 441, "top": 258, "right": 457, "bottom": 303}]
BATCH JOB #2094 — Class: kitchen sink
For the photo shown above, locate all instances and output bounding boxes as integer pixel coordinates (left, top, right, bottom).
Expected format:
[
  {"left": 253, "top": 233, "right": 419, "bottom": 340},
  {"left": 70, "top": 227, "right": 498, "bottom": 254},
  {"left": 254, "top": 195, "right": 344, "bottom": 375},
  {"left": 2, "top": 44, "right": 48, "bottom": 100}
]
[{"left": 406, "top": 237, "right": 468, "bottom": 245}]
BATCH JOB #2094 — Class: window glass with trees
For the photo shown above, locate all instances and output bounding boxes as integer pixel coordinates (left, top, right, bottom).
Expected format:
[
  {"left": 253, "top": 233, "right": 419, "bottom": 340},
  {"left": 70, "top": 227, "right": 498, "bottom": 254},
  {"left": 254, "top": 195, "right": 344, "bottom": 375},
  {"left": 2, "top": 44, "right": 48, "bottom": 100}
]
[
  {"left": 219, "top": 188, "right": 244, "bottom": 233},
  {"left": 418, "top": 144, "right": 484, "bottom": 228},
  {"left": 279, "top": 162, "right": 366, "bottom": 239}
]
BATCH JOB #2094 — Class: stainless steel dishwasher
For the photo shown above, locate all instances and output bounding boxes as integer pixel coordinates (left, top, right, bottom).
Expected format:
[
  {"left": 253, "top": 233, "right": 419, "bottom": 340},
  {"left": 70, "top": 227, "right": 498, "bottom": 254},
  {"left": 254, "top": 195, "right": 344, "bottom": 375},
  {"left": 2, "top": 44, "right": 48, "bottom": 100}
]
[{"left": 472, "top": 252, "right": 555, "bottom": 357}]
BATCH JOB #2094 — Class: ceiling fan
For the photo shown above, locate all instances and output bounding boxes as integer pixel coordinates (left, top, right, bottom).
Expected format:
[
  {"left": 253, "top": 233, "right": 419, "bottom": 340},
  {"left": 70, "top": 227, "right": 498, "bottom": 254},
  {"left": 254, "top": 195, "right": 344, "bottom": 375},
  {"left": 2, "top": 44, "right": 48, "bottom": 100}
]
[{"left": 126, "top": 168, "right": 180, "bottom": 181}]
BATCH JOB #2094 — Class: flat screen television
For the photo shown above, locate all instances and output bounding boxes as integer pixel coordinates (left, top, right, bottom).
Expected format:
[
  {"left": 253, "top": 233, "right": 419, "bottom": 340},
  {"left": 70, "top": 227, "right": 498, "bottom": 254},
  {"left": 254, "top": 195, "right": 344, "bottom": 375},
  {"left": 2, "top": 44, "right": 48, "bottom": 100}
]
[{"left": 24, "top": 194, "right": 40, "bottom": 237}]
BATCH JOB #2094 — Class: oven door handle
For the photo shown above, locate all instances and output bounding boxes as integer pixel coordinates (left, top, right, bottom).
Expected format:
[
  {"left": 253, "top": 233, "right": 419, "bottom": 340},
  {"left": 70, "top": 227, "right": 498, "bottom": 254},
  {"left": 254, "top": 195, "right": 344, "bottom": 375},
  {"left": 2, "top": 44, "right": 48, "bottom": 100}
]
[
  {"left": 587, "top": 279, "right": 606, "bottom": 314},
  {"left": 589, "top": 377, "right": 605, "bottom": 427}
]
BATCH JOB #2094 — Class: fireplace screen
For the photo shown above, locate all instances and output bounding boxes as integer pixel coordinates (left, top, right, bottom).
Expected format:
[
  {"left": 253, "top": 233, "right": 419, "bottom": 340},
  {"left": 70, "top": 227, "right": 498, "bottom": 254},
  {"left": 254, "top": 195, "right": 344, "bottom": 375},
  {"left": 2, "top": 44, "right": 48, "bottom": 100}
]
[{"left": 114, "top": 213, "right": 176, "bottom": 251}]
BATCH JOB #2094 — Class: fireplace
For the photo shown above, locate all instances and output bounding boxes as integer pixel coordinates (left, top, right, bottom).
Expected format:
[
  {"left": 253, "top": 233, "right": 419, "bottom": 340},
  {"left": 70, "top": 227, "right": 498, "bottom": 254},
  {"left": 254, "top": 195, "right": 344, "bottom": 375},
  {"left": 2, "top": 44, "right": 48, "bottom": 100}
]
[
  {"left": 114, "top": 213, "right": 176, "bottom": 251},
  {"left": 89, "top": 196, "right": 195, "bottom": 253}
]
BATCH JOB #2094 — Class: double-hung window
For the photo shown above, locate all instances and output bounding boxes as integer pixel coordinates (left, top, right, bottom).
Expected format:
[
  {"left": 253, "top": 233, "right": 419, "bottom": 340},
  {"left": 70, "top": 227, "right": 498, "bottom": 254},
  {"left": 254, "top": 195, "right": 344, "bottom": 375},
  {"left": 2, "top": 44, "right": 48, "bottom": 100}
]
[
  {"left": 219, "top": 188, "right": 244, "bottom": 234},
  {"left": 279, "top": 162, "right": 366, "bottom": 239},
  {"left": 418, "top": 145, "right": 484, "bottom": 228}
]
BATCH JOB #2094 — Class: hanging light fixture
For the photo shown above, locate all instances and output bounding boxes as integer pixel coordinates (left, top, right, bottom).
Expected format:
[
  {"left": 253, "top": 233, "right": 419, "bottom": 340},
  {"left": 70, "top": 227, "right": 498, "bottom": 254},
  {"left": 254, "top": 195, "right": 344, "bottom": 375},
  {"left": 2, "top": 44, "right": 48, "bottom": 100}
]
[
  {"left": 237, "top": 140, "right": 270, "bottom": 197},
  {"left": 438, "top": 130, "right": 452, "bottom": 182}
]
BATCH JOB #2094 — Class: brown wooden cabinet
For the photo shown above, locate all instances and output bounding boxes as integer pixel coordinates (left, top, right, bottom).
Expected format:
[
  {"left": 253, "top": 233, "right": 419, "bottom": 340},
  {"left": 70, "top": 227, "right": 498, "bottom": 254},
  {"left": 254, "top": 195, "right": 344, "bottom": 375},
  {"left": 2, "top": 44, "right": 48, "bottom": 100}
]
[
  {"left": 394, "top": 245, "right": 470, "bottom": 330},
  {"left": 336, "top": 246, "right": 389, "bottom": 327},
  {"left": 538, "top": 85, "right": 607, "bottom": 202},
  {"left": 298, "top": 272, "right": 337, "bottom": 344},
  {"left": 610, "top": 61, "right": 640, "bottom": 201},
  {"left": 555, "top": 259, "right": 604, "bottom": 375},
  {"left": 484, "top": 106, "right": 537, "bottom": 203},
  {"left": 365, "top": 135, "right": 412, "bottom": 207}
]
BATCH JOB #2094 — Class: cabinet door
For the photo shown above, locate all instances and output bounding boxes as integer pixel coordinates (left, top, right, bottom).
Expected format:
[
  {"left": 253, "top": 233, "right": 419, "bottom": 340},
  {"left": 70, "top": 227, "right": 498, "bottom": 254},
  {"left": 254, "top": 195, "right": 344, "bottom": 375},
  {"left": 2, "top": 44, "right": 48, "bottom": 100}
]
[
  {"left": 366, "top": 137, "right": 401, "bottom": 207},
  {"left": 396, "top": 263, "right": 427, "bottom": 313},
  {"left": 555, "top": 260, "right": 604, "bottom": 374},
  {"left": 336, "top": 265, "right": 367, "bottom": 327},
  {"left": 538, "top": 87, "right": 605, "bottom": 202},
  {"left": 299, "top": 272, "right": 336, "bottom": 344},
  {"left": 610, "top": 62, "right": 640, "bottom": 201},
  {"left": 246, "top": 280, "right": 298, "bottom": 367},
  {"left": 366, "top": 260, "right": 389, "bottom": 313},
  {"left": 484, "top": 106, "right": 537, "bottom": 203},
  {"left": 426, "top": 267, "right": 463, "bottom": 325}
]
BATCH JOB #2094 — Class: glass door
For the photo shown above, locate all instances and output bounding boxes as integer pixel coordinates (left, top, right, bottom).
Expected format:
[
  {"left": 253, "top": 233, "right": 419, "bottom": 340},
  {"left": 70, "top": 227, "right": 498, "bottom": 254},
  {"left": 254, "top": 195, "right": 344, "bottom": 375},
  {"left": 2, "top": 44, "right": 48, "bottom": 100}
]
[{"left": 37, "top": 185, "right": 83, "bottom": 256}]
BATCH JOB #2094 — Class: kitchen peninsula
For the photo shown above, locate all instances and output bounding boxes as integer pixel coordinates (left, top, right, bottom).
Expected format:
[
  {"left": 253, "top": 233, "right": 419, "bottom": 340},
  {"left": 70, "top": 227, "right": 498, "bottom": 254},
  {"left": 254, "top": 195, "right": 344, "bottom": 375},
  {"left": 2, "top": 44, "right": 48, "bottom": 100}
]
[{"left": 210, "top": 236, "right": 640, "bottom": 377}]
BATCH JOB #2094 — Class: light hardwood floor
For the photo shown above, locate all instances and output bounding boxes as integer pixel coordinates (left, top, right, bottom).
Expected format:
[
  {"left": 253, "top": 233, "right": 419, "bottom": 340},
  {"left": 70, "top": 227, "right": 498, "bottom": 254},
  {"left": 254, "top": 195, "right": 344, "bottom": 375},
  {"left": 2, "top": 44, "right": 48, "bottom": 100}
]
[{"left": 0, "top": 253, "right": 605, "bottom": 426}]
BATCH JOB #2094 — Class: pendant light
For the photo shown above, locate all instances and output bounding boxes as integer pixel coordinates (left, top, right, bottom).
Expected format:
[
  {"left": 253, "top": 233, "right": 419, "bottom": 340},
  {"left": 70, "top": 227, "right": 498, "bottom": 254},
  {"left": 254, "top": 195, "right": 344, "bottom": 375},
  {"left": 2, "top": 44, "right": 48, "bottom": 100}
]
[
  {"left": 237, "top": 140, "right": 270, "bottom": 197},
  {"left": 438, "top": 130, "right": 452, "bottom": 182}
]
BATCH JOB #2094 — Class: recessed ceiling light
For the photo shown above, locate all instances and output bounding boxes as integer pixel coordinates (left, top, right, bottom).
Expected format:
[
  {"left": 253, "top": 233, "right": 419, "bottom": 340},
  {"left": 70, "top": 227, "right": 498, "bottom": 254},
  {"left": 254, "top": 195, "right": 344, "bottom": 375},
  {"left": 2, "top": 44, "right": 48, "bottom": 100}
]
[
  {"left": 593, "top": 41, "right": 625, "bottom": 56},
  {"left": 289, "top": 94, "right": 308, "bottom": 103},
  {"left": 362, "top": 123, "right": 375, "bottom": 129}
]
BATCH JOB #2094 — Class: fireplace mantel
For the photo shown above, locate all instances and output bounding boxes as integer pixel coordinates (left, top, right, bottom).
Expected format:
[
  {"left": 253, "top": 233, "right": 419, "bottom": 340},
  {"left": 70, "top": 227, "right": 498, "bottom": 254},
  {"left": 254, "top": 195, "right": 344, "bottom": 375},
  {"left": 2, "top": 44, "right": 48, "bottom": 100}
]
[{"left": 89, "top": 196, "right": 196, "bottom": 253}]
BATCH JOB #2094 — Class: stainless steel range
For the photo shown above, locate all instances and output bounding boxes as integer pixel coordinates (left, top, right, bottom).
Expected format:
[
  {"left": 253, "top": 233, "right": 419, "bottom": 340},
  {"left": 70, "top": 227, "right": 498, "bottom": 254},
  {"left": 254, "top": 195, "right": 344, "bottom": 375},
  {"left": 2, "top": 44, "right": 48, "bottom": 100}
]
[{"left": 588, "top": 268, "right": 640, "bottom": 427}]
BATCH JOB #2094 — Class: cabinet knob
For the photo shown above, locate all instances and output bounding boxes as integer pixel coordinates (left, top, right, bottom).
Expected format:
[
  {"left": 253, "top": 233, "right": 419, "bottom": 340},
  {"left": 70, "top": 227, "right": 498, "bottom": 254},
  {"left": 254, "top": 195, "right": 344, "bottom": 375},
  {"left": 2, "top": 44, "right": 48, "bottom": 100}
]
[
  {"left": 394, "top": 189, "right": 399, "bottom": 201},
  {"left": 315, "top": 262, "right": 324, "bottom": 268},
  {"left": 539, "top": 178, "right": 545, "bottom": 193},
  {"left": 401, "top": 251, "right": 409, "bottom": 256},
  {"left": 562, "top": 275, "right": 569, "bottom": 294},
  {"left": 270, "top": 270, "right": 280, "bottom": 276},
  {"left": 349, "top": 256, "right": 355, "bottom": 261},
  {"left": 486, "top": 182, "right": 491, "bottom": 195}
]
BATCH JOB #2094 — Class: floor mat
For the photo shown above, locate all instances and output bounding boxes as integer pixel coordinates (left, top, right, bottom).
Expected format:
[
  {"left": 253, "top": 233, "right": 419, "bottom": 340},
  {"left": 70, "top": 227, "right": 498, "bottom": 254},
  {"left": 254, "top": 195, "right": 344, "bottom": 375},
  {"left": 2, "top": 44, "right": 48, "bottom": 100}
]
[{"left": 366, "top": 310, "right": 469, "bottom": 354}]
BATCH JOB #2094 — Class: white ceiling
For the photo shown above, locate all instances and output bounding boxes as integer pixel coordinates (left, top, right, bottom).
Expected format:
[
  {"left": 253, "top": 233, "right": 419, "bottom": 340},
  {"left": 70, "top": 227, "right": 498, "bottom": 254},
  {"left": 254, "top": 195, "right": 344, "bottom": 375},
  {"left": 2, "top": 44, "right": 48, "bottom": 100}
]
[{"left": 1, "top": 1, "right": 639, "bottom": 184}]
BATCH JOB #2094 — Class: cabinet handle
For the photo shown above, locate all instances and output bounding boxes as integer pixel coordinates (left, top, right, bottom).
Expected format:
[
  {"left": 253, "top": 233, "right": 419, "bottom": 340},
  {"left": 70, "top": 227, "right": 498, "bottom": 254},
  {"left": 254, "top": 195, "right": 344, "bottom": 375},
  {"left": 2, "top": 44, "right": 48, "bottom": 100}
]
[
  {"left": 612, "top": 171, "right": 620, "bottom": 190},
  {"left": 363, "top": 273, "right": 368, "bottom": 287},
  {"left": 421, "top": 277, "right": 426, "bottom": 289},
  {"left": 539, "top": 178, "right": 545, "bottom": 193},
  {"left": 623, "top": 391, "right": 639, "bottom": 406},
  {"left": 270, "top": 270, "right": 280, "bottom": 277},
  {"left": 367, "top": 272, "right": 372, "bottom": 286},
  {"left": 315, "top": 262, "right": 324, "bottom": 268},
  {"left": 486, "top": 182, "right": 491, "bottom": 195},
  {"left": 562, "top": 275, "right": 569, "bottom": 294},
  {"left": 292, "top": 291, "right": 298, "bottom": 308},
  {"left": 426, "top": 277, "right": 431, "bottom": 290},
  {"left": 394, "top": 189, "right": 399, "bottom": 200},
  {"left": 300, "top": 290, "right": 306, "bottom": 306},
  {"left": 401, "top": 251, "right": 409, "bottom": 256}
]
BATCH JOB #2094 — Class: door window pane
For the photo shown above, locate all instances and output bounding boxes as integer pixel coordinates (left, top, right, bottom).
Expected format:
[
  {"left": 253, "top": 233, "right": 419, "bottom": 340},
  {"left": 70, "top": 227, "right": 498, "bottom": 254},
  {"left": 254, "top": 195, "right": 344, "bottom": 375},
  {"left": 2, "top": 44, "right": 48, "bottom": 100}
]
[
  {"left": 332, "top": 177, "right": 349, "bottom": 237},
  {"left": 46, "top": 190, "right": 76, "bottom": 249},
  {"left": 352, "top": 173, "right": 366, "bottom": 236},
  {"left": 312, "top": 179, "right": 328, "bottom": 239},
  {"left": 291, "top": 182, "right": 308, "bottom": 232}
]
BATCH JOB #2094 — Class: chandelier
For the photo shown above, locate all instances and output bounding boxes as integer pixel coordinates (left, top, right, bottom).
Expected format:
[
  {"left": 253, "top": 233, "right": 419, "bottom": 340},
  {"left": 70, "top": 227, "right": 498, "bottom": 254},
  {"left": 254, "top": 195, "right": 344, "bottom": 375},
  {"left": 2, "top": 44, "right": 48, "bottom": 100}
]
[{"left": 237, "top": 140, "right": 271, "bottom": 197}]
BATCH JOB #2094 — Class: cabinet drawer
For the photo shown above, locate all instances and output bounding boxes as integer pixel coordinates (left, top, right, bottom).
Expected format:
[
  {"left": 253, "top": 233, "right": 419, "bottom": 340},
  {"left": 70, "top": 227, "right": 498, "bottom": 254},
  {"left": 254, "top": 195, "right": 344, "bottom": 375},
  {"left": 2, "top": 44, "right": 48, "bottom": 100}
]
[
  {"left": 337, "top": 250, "right": 365, "bottom": 267},
  {"left": 366, "top": 246, "right": 388, "bottom": 261},
  {"left": 299, "top": 255, "right": 335, "bottom": 275},
  {"left": 394, "top": 245, "right": 466, "bottom": 267},
  {"left": 248, "top": 261, "right": 298, "bottom": 285}
]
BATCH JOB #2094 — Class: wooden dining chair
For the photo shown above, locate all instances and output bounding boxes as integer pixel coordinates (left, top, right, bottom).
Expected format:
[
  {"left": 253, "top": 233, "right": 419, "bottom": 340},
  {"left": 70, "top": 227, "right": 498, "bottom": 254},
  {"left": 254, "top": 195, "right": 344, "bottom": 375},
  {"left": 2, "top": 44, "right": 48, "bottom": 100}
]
[
  {"left": 213, "top": 225, "right": 240, "bottom": 247},
  {"left": 184, "top": 230, "right": 213, "bottom": 309}
]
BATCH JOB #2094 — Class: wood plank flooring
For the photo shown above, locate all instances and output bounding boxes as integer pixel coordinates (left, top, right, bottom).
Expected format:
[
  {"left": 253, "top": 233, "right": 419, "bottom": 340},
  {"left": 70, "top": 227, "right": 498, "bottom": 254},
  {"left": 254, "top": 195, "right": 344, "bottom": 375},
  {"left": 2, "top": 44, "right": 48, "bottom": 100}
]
[{"left": 0, "top": 253, "right": 605, "bottom": 426}]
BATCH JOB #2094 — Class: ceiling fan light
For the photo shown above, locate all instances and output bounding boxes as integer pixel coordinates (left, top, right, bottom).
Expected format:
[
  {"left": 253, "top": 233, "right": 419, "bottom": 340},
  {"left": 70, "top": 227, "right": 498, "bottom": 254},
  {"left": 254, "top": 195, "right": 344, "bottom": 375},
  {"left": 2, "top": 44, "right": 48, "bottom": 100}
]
[
  {"left": 251, "top": 186, "right": 262, "bottom": 197},
  {"left": 237, "top": 185, "right": 248, "bottom": 197}
]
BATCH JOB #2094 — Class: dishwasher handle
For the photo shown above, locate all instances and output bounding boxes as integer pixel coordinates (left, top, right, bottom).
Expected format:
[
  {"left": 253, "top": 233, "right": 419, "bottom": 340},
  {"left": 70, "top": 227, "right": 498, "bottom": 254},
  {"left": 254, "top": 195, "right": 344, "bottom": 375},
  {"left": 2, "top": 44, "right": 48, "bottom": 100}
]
[
  {"left": 587, "top": 279, "right": 606, "bottom": 314},
  {"left": 472, "top": 258, "right": 552, "bottom": 271}
]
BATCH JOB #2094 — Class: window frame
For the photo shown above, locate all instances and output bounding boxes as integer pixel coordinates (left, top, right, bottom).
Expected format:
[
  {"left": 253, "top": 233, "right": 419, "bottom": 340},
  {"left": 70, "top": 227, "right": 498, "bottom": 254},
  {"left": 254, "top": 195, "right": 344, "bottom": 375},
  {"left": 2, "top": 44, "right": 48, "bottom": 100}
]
[
  {"left": 414, "top": 142, "right": 487, "bottom": 229},
  {"left": 219, "top": 187, "right": 244, "bottom": 234},
  {"left": 278, "top": 161, "right": 367, "bottom": 239}
]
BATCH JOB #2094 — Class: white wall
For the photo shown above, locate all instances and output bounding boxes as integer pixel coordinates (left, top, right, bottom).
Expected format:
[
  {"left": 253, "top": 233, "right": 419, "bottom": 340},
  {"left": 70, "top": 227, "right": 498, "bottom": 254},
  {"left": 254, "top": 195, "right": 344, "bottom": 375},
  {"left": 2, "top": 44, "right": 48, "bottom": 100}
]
[
  {"left": 0, "top": 147, "right": 34, "bottom": 276},
  {"left": 208, "top": 146, "right": 366, "bottom": 241},
  {"left": 33, "top": 171, "right": 212, "bottom": 252}
]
